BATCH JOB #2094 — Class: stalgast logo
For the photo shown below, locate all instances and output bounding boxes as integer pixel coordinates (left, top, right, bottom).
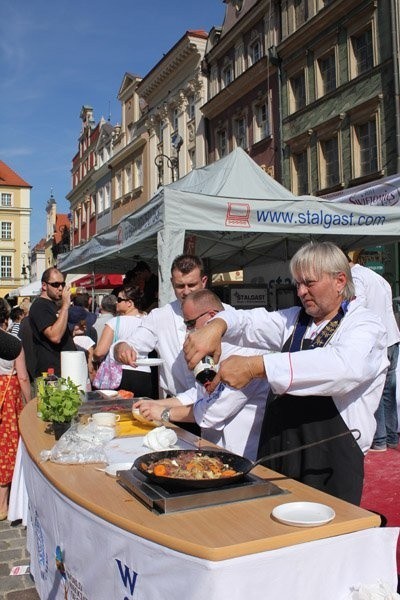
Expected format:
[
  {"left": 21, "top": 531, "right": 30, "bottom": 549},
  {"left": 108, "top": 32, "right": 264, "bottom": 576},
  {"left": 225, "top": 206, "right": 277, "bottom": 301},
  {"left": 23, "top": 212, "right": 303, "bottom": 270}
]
[
  {"left": 233, "top": 291, "right": 267, "bottom": 302},
  {"left": 116, "top": 559, "right": 138, "bottom": 597}
]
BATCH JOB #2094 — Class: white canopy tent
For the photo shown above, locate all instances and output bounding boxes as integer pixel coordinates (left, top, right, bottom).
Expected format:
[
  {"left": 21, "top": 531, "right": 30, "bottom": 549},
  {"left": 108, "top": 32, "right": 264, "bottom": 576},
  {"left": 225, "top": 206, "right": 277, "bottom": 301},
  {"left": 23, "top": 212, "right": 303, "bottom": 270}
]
[
  {"left": 58, "top": 148, "right": 400, "bottom": 305},
  {"left": 8, "top": 280, "right": 42, "bottom": 299}
]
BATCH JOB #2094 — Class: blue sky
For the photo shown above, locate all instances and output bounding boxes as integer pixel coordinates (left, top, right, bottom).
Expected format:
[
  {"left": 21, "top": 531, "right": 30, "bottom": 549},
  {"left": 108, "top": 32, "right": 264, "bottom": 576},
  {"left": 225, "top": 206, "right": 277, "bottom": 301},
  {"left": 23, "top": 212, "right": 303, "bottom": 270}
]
[{"left": 0, "top": 0, "right": 226, "bottom": 247}]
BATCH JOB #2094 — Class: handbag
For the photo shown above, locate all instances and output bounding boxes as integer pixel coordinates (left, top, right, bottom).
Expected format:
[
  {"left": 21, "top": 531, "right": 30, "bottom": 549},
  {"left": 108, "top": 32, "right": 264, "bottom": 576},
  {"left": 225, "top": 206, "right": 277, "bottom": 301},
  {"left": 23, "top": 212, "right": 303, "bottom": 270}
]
[{"left": 92, "top": 318, "right": 123, "bottom": 390}]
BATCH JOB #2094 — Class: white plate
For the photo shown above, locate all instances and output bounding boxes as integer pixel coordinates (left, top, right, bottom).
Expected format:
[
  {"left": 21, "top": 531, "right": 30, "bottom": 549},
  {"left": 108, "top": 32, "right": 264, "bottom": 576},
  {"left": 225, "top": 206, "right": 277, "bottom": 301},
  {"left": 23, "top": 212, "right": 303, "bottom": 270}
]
[
  {"left": 100, "top": 390, "right": 119, "bottom": 398},
  {"left": 271, "top": 502, "right": 335, "bottom": 527},
  {"left": 105, "top": 462, "right": 133, "bottom": 477},
  {"left": 135, "top": 358, "right": 164, "bottom": 366}
]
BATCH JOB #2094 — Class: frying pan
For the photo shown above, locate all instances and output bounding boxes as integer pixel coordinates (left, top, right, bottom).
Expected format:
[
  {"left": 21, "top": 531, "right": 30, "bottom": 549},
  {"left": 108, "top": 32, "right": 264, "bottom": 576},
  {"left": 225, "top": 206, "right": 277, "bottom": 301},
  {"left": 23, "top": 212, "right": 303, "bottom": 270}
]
[{"left": 134, "top": 428, "right": 361, "bottom": 490}]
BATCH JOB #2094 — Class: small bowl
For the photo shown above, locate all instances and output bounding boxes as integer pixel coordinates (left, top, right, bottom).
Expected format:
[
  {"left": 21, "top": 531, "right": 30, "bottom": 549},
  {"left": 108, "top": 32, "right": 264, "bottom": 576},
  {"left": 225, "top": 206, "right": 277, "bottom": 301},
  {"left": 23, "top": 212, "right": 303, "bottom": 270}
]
[{"left": 100, "top": 390, "right": 119, "bottom": 398}]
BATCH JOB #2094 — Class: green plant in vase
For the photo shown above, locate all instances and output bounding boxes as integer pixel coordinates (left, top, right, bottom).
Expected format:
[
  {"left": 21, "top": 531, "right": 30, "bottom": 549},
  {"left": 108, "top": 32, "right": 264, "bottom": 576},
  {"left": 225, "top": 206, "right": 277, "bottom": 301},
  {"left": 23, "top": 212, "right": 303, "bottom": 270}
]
[{"left": 37, "top": 377, "right": 82, "bottom": 438}]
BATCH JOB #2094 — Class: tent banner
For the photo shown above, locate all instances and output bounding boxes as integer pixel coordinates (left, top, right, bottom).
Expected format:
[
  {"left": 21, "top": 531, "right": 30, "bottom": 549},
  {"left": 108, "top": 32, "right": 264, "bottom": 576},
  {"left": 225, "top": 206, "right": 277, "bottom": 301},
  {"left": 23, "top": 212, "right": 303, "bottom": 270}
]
[
  {"left": 166, "top": 190, "right": 400, "bottom": 236},
  {"left": 322, "top": 173, "right": 400, "bottom": 206}
]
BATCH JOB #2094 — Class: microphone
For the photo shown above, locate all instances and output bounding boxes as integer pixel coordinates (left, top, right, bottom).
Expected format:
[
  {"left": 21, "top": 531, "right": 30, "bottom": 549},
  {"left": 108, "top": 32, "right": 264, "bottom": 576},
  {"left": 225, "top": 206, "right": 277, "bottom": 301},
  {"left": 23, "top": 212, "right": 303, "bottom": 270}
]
[{"left": 0, "top": 329, "right": 22, "bottom": 361}]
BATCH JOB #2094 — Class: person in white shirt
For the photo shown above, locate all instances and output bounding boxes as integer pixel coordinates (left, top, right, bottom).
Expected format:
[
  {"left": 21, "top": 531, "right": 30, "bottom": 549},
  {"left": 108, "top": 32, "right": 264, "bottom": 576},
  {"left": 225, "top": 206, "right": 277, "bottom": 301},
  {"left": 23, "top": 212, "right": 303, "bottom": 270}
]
[
  {"left": 93, "top": 286, "right": 152, "bottom": 397},
  {"left": 112, "top": 254, "right": 209, "bottom": 398},
  {"left": 349, "top": 254, "right": 400, "bottom": 451},
  {"left": 93, "top": 294, "right": 117, "bottom": 340},
  {"left": 134, "top": 290, "right": 268, "bottom": 460},
  {"left": 184, "top": 242, "right": 388, "bottom": 505}
]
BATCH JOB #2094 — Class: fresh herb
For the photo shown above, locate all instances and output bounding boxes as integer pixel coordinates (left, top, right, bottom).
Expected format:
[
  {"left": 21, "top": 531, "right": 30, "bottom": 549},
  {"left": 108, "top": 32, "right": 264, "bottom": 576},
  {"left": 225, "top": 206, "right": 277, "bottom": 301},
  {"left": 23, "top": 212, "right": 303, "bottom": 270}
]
[{"left": 37, "top": 377, "right": 82, "bottom": 423}]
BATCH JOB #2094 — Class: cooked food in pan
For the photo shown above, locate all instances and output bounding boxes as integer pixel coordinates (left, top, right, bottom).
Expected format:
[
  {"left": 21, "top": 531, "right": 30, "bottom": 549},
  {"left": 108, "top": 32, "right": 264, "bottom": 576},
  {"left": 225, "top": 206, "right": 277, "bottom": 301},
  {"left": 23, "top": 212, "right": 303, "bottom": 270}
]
[{"left": 140, "top": 451, "right": 240, "bottom": 480}]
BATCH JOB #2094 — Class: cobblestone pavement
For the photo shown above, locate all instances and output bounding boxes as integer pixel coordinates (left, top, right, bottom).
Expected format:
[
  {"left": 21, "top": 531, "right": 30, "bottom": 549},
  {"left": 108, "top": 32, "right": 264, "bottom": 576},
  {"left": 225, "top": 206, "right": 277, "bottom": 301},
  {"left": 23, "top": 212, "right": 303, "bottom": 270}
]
[{"left": 0, "top": 519, "right": 39, "bottom": 600}]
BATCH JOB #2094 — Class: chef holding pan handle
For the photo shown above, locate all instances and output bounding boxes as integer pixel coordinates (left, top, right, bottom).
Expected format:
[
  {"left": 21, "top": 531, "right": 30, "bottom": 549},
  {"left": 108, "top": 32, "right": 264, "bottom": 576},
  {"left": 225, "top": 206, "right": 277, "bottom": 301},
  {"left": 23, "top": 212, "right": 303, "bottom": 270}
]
[{"left": 184, "top": 241, "right": 389, "bottom": 505}]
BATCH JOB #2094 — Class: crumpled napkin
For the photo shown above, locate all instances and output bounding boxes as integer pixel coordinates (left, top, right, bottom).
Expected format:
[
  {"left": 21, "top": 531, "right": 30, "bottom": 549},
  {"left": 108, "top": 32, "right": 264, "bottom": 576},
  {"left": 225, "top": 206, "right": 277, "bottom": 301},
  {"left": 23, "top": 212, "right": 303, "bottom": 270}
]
[
  {"left": 349, "top": 581, "right": 400, "bottom": 599},
  {"left": 142, "top": 426, "right": 178, "bottom": 451}
]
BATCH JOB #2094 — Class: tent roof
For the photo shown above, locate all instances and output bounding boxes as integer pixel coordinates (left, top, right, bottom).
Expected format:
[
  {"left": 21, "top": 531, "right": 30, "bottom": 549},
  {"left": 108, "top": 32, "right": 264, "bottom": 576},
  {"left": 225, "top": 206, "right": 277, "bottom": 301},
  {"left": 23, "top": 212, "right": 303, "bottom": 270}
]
[
  {"left": 57, "top": 149, "right": 400, "bottom": 303},
  {"left": 169, "top": 147, "right": 296, "bottom": 199}
]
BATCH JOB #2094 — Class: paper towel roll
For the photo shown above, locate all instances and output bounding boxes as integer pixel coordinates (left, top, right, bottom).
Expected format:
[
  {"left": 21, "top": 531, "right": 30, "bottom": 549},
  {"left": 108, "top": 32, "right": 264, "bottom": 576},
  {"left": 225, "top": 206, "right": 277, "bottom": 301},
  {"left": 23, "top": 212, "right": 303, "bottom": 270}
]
[{"left": 61, "top": 351, "right": 88, "bottom": 392}]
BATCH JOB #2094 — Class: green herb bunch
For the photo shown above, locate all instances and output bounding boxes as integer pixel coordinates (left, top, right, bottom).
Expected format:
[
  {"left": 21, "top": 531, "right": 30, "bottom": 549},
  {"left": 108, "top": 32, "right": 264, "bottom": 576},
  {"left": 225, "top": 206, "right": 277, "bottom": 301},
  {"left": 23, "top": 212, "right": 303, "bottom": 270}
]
[{"left": 37, "top": 376, "right": 82, "bottom": 423}]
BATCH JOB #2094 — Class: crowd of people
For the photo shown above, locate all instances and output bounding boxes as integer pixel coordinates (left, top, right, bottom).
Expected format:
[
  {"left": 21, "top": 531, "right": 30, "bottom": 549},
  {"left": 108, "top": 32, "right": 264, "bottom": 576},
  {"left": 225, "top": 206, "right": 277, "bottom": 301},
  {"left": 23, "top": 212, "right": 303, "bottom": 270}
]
[{"left": 0, "top": 243, "right": 398, "bottom": 519}]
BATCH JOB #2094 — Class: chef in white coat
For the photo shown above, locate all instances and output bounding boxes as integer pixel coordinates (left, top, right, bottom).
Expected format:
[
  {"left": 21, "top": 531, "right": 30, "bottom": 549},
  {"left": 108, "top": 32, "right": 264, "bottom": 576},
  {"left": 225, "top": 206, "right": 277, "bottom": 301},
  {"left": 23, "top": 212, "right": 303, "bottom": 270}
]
[
  {"left": 112, "top": 254, "right": 208, "bottom": 398},
  {"left": 134, "top": 290, "right": 268, "bottom": 460},
  {"left": 184, "top": 242, "right": 388, "bottom": 505}
]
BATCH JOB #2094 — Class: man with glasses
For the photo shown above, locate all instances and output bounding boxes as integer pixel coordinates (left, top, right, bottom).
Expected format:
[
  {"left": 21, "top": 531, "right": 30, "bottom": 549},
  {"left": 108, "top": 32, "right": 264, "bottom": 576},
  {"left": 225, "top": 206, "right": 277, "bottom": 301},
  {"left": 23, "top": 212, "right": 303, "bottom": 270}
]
[
  {"left": 133, "top": 290, "right": 267, "bottom": 459},
  {"left": 29, "top": 267, "right": 76, "bottom": 377},
  {"left": 113, "top": 254, "right": 212, "bottom": 399}
]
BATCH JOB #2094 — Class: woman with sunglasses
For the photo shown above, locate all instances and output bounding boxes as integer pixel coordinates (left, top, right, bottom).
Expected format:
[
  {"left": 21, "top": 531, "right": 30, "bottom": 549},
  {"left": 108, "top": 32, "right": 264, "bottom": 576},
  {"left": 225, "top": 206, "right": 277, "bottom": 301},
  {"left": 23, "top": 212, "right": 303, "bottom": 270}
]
[{"left": 92, "top": 285, "right": 153, "bottom": 397}]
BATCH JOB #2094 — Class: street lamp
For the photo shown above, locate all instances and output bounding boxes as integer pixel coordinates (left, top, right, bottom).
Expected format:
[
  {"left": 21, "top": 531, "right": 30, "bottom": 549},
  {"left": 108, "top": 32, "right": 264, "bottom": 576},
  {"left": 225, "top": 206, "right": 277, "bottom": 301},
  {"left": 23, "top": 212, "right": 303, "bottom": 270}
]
[
  {"left": 154, "top": 134, "right": 183, "bottom": 187},
  {"left": 21, "top": 253, "right": 31, "bottom": 281}
]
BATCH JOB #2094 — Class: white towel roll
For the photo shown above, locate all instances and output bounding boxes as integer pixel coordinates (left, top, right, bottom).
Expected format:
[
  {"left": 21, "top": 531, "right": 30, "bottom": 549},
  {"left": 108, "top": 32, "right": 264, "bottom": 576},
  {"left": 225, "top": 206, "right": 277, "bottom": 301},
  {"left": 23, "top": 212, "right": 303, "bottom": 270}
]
[{"left": 61, "top": 351, "right": 88, "bottom": 393}]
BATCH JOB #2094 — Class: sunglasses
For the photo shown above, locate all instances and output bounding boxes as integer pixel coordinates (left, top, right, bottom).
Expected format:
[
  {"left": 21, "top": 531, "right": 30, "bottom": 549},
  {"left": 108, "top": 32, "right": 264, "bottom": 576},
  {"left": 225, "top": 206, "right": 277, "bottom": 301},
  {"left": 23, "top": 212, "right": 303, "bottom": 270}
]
[
  {"left": 116, "top": 297, "right": 129, "bottom": 303},
  {"left": 183, "top": 311, "right": 210, "bottom": 330},
  {"left": 46, "top": 281, "right": 66, "bottom": 288}
]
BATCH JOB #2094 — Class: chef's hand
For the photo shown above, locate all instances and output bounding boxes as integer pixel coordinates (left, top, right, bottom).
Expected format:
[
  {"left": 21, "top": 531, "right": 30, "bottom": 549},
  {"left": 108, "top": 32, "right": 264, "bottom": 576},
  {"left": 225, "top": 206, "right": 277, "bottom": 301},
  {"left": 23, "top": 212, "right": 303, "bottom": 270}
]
[
  {"left": 184, "top": 318, "right": 227, "bottom": 369},
  {"left": 207, "top": 355, "right": 266, "bottom": 392},
  {"left": 134, "top": 399, "right": 163, "bottom": 421},
  {"left": 114, "top": 342, "right": 137, "bottom": 366}
]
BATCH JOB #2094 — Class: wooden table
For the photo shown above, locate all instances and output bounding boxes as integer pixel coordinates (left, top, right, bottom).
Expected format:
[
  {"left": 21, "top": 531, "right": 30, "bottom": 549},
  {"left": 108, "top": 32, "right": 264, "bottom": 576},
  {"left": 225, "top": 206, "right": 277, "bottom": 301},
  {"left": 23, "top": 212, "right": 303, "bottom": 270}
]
[
  {"left": 20, "top": 400, "right": 380, "bottom": 560},
  {"left": 20, "top": 402, "right": 397, "bottom": 600}
]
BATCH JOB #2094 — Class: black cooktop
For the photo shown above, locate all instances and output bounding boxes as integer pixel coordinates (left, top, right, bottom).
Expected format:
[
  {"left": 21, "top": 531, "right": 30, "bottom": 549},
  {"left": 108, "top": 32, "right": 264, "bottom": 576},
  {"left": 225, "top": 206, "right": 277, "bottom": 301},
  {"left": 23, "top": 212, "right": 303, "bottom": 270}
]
[{"left": 117, "top": 468, "right": 288, "bottom": 514}]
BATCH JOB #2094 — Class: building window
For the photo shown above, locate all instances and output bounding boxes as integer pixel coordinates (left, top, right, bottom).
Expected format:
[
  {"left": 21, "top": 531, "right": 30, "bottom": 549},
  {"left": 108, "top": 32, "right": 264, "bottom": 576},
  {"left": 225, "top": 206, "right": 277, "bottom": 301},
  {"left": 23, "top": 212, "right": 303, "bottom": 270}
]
[
  {"left": 221, "top": 63, "right": 233, "bottom": 89},
  {"left": 125, "top": 165, "right": 132, "bottom": 194},
  {"left": 217, "top": 129, "right": 228, "bottom": 158},
  {"left": 320, "top": 136, "right": 339, "bottom": 188},
  {"left": 134, "top": 157, "right": 143, "bottom": 188},
  {"left": 354, "top": 120, "right": 378, "bottom": 177},
  {"left": 234, "top": 116, "right": 247, "bottom": 149},
  {"left": 350, "top": 27, "right": 374, "bottom": 77},
  {"left": 1, "top": 222, "right": 12, "bottom": 240},
  {"left": 127, "top": 123, "right": 135, "bottom": 143},
  {"left": 294, "top": 0, "right": 308, "bottom": 29},
  {"left": 97, "top": 188, "right": 104, "bottom": 213},
  {"left": 249, "top": 38, "right": 261, "bottom": 66},
  {"left": 171, "top": 108, "right": 179, "bottom": 133},
  {"left": 188, "top": 148, "right": 196, "bottom": 171},
  {"left": 235, "top": 42, "right": 245, "bottom": 76},
  {"left": 292, "top": 149, "right": 308, "bottom": 195},
  {"left": 317, "top": 51, "right": 336, "bottom": 96},
  {"left": 187, "top": 95, "right": 195, "bottom": 121},
  {"left": 0, "top": 256, "right": 12, "bottom": 278},
  {"left": 1, "top": 193, "right": 11, "bottom": 207},
  {"left": 104, "top": 182, "right": 111, "bottom": 210},
  {"left": 289, "top": 70, "right": 306, "bottom": 112},
  {"left": 115, "top": 172, "right": 122, "bottom": 199},
  {"left": 255, "top": 102, "right": 270, "bottom": 141}
]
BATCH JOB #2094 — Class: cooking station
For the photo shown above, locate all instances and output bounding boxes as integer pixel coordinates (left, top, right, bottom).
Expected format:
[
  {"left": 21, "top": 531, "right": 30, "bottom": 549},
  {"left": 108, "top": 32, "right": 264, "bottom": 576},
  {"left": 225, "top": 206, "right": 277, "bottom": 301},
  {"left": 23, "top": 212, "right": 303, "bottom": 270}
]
[
  {"left": 119, "top": 468, "right": 287, "bottom": 514},
  {"left": 18, "top": 400, "right": 399, "bottom": 600}
]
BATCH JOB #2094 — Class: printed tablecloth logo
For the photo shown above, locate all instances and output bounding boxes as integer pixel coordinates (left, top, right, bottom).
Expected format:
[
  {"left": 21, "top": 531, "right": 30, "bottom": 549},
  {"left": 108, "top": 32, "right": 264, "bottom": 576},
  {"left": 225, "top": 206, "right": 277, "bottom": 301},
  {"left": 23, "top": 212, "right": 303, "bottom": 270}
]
[
  {"left": 33, "top": 510, "right": 48, "bottom": 581},
  {"left": 116, "top": 558, "right": 138, "bottom": 598}
]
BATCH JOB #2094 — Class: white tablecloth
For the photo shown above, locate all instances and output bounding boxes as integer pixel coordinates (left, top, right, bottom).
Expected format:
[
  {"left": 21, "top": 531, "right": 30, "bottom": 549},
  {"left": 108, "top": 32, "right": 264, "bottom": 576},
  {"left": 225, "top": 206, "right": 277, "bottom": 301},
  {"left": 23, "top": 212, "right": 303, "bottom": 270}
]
[{"left": 19, "top": 442, "right": 399, "bottom": 600}]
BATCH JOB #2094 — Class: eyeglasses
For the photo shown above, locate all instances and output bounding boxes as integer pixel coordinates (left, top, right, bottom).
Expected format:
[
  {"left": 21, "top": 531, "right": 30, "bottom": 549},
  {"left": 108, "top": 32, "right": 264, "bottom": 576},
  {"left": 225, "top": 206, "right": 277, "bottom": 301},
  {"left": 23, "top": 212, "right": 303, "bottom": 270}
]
[
  {"left": 116, "top": 297, "right": 129, "bottom": 303},
  {"left": 183, "top": 311, "right": 210, "bottom": 330},
  {"left": 45, "top": 281, "right": 66, "bottom": 288}
]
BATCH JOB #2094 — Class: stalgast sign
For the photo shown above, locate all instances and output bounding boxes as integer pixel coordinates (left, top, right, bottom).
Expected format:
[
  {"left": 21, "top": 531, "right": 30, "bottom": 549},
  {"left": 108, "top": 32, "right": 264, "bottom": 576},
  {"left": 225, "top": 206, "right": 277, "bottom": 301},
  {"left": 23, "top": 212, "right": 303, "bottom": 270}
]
[{"left": 231, "top": 287, "right": 268, "bottom": 307}]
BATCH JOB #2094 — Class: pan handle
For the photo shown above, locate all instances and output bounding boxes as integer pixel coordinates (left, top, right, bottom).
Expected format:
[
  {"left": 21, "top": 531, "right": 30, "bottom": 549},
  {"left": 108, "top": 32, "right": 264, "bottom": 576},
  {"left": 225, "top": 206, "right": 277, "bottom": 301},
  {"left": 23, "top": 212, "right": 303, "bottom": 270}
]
[{"left": 250, "top": 428, "right": 361, "bottom": 472}]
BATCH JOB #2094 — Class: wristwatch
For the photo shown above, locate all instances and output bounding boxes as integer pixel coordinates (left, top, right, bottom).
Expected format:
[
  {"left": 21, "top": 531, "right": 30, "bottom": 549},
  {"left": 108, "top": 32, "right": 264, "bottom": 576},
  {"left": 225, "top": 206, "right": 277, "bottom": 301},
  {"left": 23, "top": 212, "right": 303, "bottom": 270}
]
[{"left": 160, "top": 408, "right": 171, "bottom": 422}]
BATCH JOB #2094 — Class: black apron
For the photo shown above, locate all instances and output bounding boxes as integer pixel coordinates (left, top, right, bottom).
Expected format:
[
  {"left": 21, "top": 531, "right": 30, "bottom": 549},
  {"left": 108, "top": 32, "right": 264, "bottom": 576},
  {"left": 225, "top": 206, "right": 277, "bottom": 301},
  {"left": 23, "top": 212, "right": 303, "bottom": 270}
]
[{"left": 257, "top": 307, "right": 364, "bottom": 505}]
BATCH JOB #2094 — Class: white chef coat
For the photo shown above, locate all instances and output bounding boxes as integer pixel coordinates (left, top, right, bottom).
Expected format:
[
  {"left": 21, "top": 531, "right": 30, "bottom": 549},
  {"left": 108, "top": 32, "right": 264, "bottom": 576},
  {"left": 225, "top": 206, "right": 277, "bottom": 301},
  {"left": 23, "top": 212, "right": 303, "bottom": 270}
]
[
  {"left": 351, "top": 263, "right": 400, "bottom": 347},
  {"left": 111, "top": 300, "right": 194, "bottom": 396},
  {"left": 177, "top": 343, "right": 268, "bottom": 460},
  {"left": 219, "top": 300, "right": 389, "bottom": 454}
]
